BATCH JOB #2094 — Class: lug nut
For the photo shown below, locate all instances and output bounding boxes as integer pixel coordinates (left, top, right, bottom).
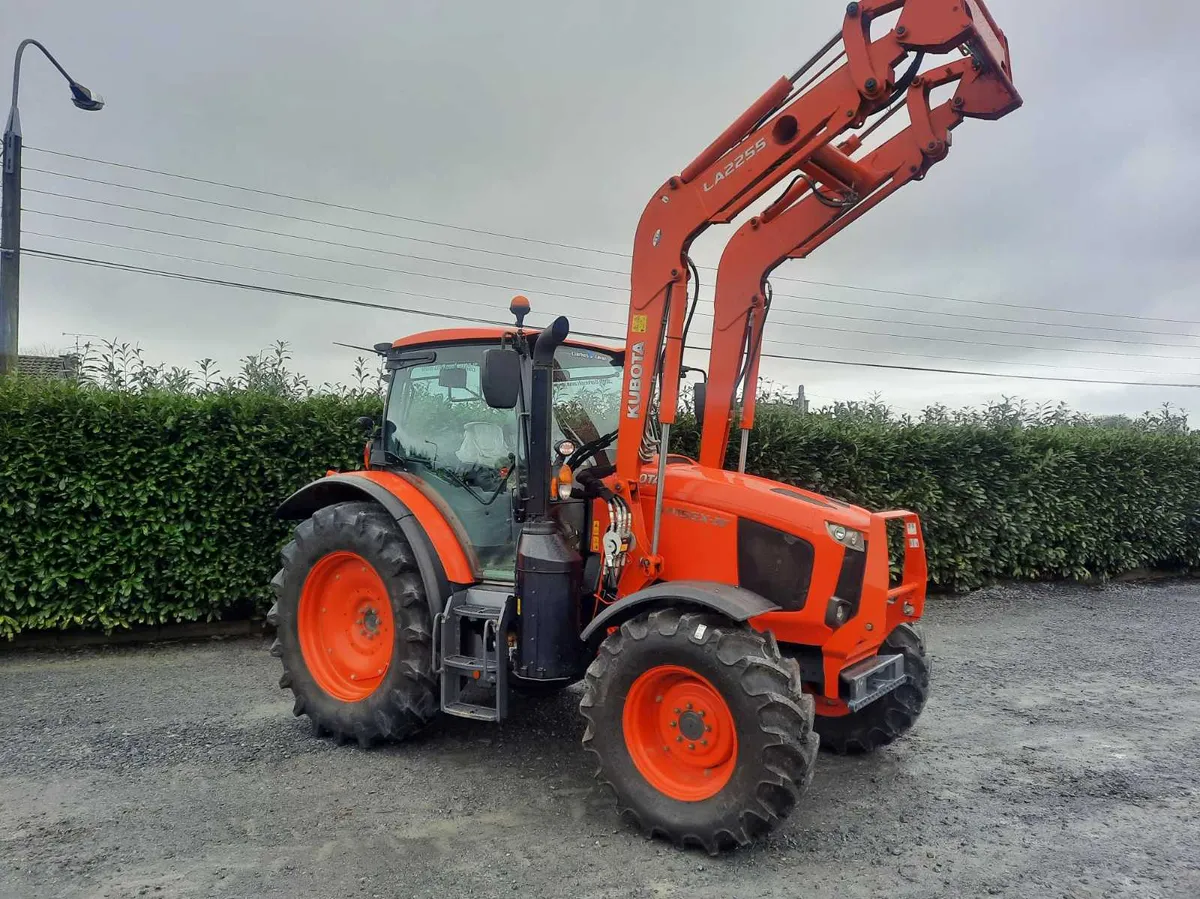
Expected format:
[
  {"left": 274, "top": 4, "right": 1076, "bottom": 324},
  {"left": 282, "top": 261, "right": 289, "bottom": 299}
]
[
  {"left": 686, "top": 703, "right": 693, "bottom": 710},
  {"left": 655, "top": 695, "right": 663, "bottom": 703},
  {"left": 676, "top": 736, "right": 683, "bottom": 743},
  {"left": 705, "top": 725, "right": 712, "bottom": 732},
  {"left": 669, "top": 721, "right": 677, "bottom": 728},
  {"left": 674, "top": 708, "right": 681, "bottom": 714},
  {"left": 702, "top": 740, "right": 708, "bottom": 746},
  {"left": 688, "top": 743, "right": 695, "bottom": 751},
  {"left": 698, "top": 710, "right": 705, "bottom": 718}
]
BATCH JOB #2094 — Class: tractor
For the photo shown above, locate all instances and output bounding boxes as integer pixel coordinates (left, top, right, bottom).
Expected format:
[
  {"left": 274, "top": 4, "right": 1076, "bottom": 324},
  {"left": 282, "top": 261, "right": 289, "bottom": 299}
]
[{"left": 267, "top": 0, "right": 1021, "bottom": 852}]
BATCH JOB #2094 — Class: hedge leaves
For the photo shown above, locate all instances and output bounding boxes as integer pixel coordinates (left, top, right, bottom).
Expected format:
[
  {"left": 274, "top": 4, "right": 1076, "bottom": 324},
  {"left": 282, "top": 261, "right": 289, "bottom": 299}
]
[{"left": 2, "top": 378, "right": 1198, "bottom": 637}]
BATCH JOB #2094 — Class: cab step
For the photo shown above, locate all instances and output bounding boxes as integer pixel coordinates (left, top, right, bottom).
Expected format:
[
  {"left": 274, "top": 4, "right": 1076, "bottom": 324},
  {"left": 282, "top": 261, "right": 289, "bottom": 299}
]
[{"left": 437, "top": 587, "right": 514, "bottom": 722}]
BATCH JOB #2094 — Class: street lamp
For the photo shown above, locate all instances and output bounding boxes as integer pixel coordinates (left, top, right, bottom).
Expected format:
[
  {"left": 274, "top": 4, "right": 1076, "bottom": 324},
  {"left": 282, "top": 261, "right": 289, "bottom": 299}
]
[{"left": 1, "top": 40, "right": 104, "bottom": 375}]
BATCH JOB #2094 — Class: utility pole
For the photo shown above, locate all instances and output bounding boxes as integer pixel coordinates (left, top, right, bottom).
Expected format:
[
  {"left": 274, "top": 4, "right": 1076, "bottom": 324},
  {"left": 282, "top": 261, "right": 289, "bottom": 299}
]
[
  {"left": 0, "top": 103, "right": 20, "bottom": 375},
  {"left": 0, "top": 40, "right": 104, "bottom": 375}
]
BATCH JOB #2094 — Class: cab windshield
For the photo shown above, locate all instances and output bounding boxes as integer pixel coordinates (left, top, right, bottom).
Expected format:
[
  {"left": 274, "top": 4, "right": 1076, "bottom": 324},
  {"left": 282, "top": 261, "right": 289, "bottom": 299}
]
[{"left": 552, "top": 346, "right": 622, "bottom": 464}]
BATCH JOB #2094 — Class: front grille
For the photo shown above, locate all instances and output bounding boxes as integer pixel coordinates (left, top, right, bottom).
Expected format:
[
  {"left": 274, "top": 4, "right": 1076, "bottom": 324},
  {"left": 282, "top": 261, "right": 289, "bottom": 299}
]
[{"left": 737, "top": 519, "right": 814, "bottom": 611}]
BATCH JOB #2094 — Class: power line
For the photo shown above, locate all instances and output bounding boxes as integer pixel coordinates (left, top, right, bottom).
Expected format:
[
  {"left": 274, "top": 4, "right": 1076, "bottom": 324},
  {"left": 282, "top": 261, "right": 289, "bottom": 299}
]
[
  {"left": 768, "top": 288, "right": 1197, "bottom": 342},
  {"left": 28, "top": 144, "right": 1198, "bottom": 329},
  {"left": 24, "top": 247, "right": 622, "bottom": 341},
  {"left": 25, "top": 146, "right": 628, "bottom": 259},
  {"left": 24, "top": 247, "right": 1200, "bottom": 390},
  {"left": 24, "top": 167, "right": 634, "bottom": 277},
  {"left": 754, "top": 352, "right": 1200, "bottom": 388},
  {"left": 22, "top": 189, "right": 628, "bottom": 292},
  {"left": 27, "top": 214, "right": 1196, "bottom": 372},
  {"left": 23, "top": 231, "right": 629, "bottom": 332},
  {"left": 26, "top": 220, "right": 1197, "bottom": 374},
  {"left": 754, "top": 333, "right": 1180, "bottom": 376},
  {"left": 24, "top": 208, "right": 627, "bottom": 306},
  {"left": 28, "top": 173, "right": 1199, "bottom": 345}
]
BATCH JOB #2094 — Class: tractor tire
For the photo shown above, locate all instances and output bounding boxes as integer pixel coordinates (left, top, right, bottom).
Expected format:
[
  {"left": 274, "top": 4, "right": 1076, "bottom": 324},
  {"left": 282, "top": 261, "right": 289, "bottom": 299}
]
[
  {"left": 580, "top": 607, "right": 819, "bottom": 854},
  {"left": 268, "top": 501, "right": 438, "bottom": 747},
  {"left": 813, "top": 622, "right": 930, "bottom": 755}
]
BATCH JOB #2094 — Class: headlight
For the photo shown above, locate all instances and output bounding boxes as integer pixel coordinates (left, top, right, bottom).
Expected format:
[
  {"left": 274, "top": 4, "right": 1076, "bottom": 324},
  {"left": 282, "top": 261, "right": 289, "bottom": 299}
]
[{"left": 825, "top": 521, "right": 864, "bottom": 551}]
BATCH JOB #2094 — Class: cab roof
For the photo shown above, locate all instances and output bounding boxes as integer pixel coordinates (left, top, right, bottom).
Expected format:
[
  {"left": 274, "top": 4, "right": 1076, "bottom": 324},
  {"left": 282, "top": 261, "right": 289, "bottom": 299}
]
[{"left": 391, "top": 327, "right": 622, "bottom": 357}]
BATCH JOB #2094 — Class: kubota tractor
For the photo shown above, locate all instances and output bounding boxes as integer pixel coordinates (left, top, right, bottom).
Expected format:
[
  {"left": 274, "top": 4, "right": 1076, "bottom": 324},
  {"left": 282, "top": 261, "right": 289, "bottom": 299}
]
[{"left": 268, "top": 0, "right": 1020, "bottom": 852}]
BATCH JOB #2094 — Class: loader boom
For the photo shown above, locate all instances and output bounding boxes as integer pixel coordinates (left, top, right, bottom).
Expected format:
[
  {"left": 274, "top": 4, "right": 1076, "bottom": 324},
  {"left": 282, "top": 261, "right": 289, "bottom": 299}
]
[
  {"left": 613, "top": 0, "right": 1021, "bottom": 587},
  {"left": 700, "top": 47, "right": 1021, "bottom": 468}
]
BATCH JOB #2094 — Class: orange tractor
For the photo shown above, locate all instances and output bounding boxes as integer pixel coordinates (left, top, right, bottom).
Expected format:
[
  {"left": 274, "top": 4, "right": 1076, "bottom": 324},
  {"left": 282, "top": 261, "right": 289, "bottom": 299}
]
[{"left": 268, "top": 0, "right": 1020, "bottom": 852}]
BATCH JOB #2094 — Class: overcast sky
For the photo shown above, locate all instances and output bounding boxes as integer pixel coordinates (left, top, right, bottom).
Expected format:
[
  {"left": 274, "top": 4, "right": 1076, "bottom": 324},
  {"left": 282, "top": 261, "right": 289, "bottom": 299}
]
[{"left": 4, "top": 1, "right": 1199, "bottom": 418}]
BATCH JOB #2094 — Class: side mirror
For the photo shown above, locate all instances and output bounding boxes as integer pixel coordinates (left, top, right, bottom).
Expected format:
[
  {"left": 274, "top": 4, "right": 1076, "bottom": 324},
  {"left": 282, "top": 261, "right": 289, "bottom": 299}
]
[
  {"left": 692, "top": 381, "right": 707, "bottom": 430},
  {"left": 482, "top": 348, "right": 521, "bottom": 409},
  {"left": 356, "top": 415, "right": 376, "bottom": 435}
]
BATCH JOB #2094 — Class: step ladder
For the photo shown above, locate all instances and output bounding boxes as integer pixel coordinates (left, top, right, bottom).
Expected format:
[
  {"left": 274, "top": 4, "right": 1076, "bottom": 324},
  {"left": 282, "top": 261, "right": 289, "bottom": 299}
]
[{"left": 436, "top": 587, "right": 514, "bottom": 722}]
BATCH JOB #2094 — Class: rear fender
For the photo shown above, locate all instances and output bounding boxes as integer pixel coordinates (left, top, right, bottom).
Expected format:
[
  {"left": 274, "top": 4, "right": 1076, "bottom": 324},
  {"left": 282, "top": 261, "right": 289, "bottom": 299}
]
[
  {"left": 580, "top": 580, "right": 779, "bottom": 647},
  {"left": 276, "top": 471, "right": 475, "bottom": 618}
]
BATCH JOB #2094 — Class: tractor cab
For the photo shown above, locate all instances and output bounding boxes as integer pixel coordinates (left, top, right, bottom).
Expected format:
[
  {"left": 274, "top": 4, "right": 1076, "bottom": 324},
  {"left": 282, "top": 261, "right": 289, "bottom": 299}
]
[{"left": 371, "top": 319, "right": 623, "bottom": 584}]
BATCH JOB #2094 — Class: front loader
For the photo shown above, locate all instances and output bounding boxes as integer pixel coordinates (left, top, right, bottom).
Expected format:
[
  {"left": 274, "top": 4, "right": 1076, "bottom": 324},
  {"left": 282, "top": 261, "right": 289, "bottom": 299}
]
[{"left": 268, "top": 0, "right": 1021, "bottom": 852}]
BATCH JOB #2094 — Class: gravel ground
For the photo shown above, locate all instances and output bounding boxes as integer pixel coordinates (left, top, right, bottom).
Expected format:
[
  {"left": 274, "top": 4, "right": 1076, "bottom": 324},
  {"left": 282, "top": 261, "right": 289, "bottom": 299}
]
[{"left": 2, "top": 582, "right": 1198, "bottom": 899}]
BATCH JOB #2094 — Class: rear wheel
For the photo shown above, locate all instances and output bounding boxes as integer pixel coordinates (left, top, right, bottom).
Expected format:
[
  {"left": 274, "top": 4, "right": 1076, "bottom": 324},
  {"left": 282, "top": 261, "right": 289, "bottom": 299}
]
[
  {"left": 580, "top": 607, "right": 819, "bottom": 854},
  {"left": 268, "top": 501, "right": 438, "bottom": 746},
  {"left": 813, "top": 623, "right": 930, "bottom": 754}
]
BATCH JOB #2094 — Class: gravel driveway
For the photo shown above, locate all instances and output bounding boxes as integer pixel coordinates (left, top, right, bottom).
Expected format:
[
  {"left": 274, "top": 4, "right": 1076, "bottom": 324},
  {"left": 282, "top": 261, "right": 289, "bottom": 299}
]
[{"left": 2, "top": 582, "right": 1198, "bottom": 899}]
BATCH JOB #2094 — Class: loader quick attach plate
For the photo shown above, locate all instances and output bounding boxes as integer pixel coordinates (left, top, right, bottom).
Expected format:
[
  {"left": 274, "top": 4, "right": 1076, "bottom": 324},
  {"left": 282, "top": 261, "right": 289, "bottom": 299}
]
[{"left": 839, "top": 653, "right": 907, "bottom": 712}]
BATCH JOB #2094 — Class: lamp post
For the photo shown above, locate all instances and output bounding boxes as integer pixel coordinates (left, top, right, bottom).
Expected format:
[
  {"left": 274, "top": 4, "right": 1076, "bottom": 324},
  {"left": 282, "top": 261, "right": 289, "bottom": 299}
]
[{"left": 1, "top": 40, "right": 104, "bottom": 375}]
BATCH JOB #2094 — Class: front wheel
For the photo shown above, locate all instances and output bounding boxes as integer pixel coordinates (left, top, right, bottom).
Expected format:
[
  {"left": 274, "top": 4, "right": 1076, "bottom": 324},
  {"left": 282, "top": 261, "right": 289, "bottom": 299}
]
[
  {"left": 813, "top": 622, "right": 930, "bottom": 754},
  {"left": 580, "top": 607, "right": 819, "bottom": 854}
]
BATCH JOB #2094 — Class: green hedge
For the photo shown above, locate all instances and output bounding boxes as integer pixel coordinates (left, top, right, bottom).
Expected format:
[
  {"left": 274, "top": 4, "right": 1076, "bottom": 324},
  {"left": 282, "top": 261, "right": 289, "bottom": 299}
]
[
  {"left": 2, "top": 379, "right": 1198, "bottom": 637},
  {"left": 0, "top": 378, "right": 375, "bottom": 637}
]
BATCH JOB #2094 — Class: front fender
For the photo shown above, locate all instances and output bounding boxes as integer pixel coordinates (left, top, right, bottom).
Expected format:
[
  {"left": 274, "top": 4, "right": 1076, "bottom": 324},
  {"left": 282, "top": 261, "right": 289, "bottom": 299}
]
[
  {"left": 277, "top": 471, "right": 476, "bottom": 617},
  {"left": 580, "top": 580, "right": 780, "bottom": 646}
]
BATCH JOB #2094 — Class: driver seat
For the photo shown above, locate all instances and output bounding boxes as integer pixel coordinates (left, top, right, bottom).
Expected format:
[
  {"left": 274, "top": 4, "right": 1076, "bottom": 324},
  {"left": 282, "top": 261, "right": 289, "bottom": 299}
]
[{"left": 456, "top": 421, "right": 509, "bottom": 468}]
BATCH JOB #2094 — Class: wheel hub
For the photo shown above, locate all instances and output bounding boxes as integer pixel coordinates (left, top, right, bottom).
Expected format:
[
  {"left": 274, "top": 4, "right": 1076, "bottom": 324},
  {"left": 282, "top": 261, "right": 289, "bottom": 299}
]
[{"left": 678, "top": 710, "right": 705, "bottom": 741}]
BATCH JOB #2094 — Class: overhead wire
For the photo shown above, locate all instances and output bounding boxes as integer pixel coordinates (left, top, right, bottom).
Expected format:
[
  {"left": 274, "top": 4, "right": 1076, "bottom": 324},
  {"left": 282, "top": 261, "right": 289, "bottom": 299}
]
[
  {"left": 22, "top": 173, "right": 633, "bottom": 276},
  {"left": 22, "top": 189, "right": 627, "bottom": 291},
  {"left": 26, "top": 145, "right": 1200, "bottom": 328},
  {"left": 30, "top": 167, "right": 1193, "bottom": 341},
  {"left": 23, "top": 247, "right": 1200, "bottom": 390},
  {"left": 27, "top": 222, "right": 1197, "bottom": 367}
]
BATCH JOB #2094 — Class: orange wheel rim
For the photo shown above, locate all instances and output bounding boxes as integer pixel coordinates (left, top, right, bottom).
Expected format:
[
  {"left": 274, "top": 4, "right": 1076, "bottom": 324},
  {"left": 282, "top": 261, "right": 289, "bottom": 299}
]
[
  {"left": 298, "top": 551, "right": 394, "bottom": 702},
  {"left": 622, "top": 664, "right": 738, "bottom": 802}
]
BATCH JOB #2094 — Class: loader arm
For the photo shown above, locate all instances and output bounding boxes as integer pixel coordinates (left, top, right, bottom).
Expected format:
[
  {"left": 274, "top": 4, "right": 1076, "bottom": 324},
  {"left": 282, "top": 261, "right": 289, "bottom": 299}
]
[
  {"left": 611, "top": 0, "right": 1021, "bottom": 588},
  {"left": 699, "top": 43, "right": 1022, "bottom": 468}
]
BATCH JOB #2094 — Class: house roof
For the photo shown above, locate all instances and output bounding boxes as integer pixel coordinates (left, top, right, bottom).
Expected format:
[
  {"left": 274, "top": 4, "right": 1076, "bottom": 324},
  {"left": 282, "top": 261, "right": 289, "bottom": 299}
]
[{"left": 16, "top": 354, "right": 79, "bottom": 380}]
